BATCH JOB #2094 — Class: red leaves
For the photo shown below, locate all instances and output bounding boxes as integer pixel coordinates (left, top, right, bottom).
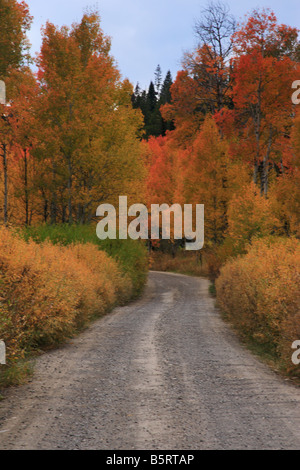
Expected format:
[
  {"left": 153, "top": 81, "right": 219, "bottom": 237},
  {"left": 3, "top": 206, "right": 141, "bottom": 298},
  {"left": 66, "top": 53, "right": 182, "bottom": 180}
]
[
  {"left": 145, "top": 7, "right": 300, "bottom": 245},
  {"left": 160, "top": 71, "right": 198, "bottom": 123},
  {"left": 232, "top": 7, "right": 299, "bottom": 58}
]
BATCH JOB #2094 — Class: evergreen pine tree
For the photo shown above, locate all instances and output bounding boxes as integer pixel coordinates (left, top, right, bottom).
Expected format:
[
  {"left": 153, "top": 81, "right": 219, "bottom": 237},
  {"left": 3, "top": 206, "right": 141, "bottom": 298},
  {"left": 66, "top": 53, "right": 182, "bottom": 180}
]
[
  {"left": 131, "top": 70, "right": 175, "bottom": 138},
  {"left": 131, "top": 82, "right": 141, "bottom": 108},
  {"left": 159, "top": 70, "right": 173, "bottom": 105},
  {"left": 159, "top": 71, "right": 175, "bottom": 134},
  {"left": 147, "top": 81, "right": 157, "bottom": 112},
  {"left": 154, "top": 64, "right": 162, "bottom": 94}
]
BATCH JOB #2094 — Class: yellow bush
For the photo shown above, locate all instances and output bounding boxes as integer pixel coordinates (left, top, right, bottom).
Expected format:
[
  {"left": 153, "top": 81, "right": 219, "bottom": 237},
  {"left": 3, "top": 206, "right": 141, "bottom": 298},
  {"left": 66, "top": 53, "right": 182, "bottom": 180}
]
[
  {"left": 0, "top": 228, "right": 133, "bottom": 365},
  {"left": 216, "top": 238, "right": 300, "bottom": 376},
  {"left": 227, "top": 182, "right": 279, "bottom": 248}
]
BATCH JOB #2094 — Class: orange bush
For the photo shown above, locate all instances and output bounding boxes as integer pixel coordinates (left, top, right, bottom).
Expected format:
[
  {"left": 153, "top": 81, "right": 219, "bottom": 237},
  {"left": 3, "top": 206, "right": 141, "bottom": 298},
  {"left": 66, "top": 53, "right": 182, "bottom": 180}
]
[
  {"left": 0, "top": 228, "right": 133, "bottom": 364},
  {"left": 216, "top": 237, "right": 300, "bottom": 376}
]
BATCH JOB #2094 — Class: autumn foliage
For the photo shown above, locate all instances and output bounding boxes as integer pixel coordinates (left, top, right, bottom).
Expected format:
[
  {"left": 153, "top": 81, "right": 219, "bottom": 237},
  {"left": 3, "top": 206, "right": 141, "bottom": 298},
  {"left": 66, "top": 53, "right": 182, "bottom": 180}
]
[
  {"left": 145, "top": 5, "right": 300, "bottom": 377},
  {"left": 0, "top": 4, "right": 148, "bottom": 385},
  {"left": 0, "top": 9, "right": 145, "bottom": 226},
  {"left": 146, "top": 7, "right": 300, "bottom": 253},
  {"left": 216, "top": 238, "right": 300, "bottom": 377},
  {"left": 0, "top": 2, "right": 300, "bottom": 381},
  {"left": 0, "top": 227, "right": 134, "bottom": 368}
]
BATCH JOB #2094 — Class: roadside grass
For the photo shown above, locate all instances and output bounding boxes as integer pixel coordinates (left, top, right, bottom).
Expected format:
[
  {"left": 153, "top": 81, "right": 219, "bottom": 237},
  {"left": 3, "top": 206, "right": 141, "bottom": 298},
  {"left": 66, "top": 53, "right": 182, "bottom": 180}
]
[
  {"left": 0, "top": 361, "right": 34, "bottom": 389},
  {"left": 208, "top": 283, "right": 216, "bottom": 297},
  {"left": 220, "top": 311, "right": 300, "bottom": 386}
]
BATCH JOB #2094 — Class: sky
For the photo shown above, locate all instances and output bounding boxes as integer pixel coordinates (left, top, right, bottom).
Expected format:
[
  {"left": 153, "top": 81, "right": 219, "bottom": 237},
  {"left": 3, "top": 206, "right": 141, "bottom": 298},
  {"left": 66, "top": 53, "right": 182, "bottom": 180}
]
[{"left": 25, "top": 0, "right": 300, "bottom": 90}]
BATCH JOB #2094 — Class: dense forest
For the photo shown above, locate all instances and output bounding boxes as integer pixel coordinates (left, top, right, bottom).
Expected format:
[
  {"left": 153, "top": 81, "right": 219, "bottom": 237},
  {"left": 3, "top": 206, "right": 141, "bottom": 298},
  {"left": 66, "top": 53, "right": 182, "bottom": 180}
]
[
  {"left": 131, "top": 67, "right": 175, "bottom": 138},
  {"left": 0, "top": 0, "right": 299, "bottom": 379},
  {"left": 0, "top": 2, "right": 145, "bottom": 226},
  {"left": 1, "top": 1, "right": 299, "bottom": 241}
]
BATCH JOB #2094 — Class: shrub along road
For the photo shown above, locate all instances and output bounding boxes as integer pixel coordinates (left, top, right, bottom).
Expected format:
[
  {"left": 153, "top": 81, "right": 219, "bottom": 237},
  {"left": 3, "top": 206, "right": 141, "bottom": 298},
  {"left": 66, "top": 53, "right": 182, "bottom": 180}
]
[{"left": 0, "top": 272, "right": 299, "bottom": 450}]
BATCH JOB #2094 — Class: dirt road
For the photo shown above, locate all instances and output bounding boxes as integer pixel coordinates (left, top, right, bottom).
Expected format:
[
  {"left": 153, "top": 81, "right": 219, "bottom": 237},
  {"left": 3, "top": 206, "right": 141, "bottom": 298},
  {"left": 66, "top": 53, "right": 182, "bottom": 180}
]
[{"left": 0, "top": 272, "right": 299, "bottom": 450}]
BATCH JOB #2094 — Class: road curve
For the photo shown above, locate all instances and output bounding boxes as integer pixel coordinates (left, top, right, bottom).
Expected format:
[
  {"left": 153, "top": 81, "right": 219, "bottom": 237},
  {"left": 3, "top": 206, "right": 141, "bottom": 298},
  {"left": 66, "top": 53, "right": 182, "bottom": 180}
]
[{"left": 0, "top": 271, "right": 299, "bottom": 450}]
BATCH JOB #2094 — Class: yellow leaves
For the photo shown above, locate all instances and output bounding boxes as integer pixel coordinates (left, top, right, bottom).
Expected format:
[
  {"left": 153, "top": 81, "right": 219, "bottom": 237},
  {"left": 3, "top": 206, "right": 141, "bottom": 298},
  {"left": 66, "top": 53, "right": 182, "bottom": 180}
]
[
  {"left": 227, "top": 181, "right": 279, "bottom": 246},
  {"left": 216, "top": 237, "right": 300, "bottom": 375},
  {"left": 0, "top": 227, "right": 133, "bottom": 364}
]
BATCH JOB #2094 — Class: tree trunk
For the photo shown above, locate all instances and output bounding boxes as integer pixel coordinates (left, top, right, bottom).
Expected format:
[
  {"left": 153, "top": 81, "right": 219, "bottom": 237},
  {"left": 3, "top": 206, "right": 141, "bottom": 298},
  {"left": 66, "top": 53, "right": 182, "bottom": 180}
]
[
  {"left": 2, "top": 143, "right": 8, "bottom": 225},
  {"left": 50, "top": 164, "right": 57, "bottom": 225},
  {"left": 43, "top": 197, "right": 48, "bottom": 223},
  {"left": 67, "top": 157, "right": 73, "bottom": 225},
  {"left": 254, "top": 77, "right": 262, "bottom": 186},
  {"left": 261, "top": 126, "right": 273, "bottom": 198},
  {"left": 76, "top": 203, "right": 84, "bottom": 225},
  {"left": 254, "top": 159, "right": 259, "bottom": 185},
  {"left": 62, "top": 204, "right": 67, "bottom": 224},
  {"left": 24, "top": 148, "right": 29, "bottom": 226}
]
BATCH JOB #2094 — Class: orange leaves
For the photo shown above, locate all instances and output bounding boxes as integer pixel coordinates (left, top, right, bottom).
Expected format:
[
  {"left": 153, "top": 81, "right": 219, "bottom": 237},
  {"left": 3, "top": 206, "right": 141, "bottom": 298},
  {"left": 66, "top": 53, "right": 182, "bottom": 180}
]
[
  {"left": 145, "top": 115, "right": 237, "bottom": 246},
  {"left": 182, "top": 39, "right": 233, "bottom": 116},
  {"left": 216, "top": 238, "right": 300, "bottom": 376},
  {"left": 0, "top": 228, "right": 133, "bottom": 364},
  {"left": 230, "top": 13, "right": 299, "bottom": 190},
  {"left": 271, "top": 171, "right": 300, "bottom": 238},
  {"left": 232, "top": 50, "right": 296, "bottom": 118},
  {"left": 160, "top": 71, "right": 199, "bottom": 131},
  {"left": 0, "top": 10, "right": 145, "bottom": 226},
  {"left": 71, "top": 12, "right": 112, "bottom": 65},
  {"left": 232, "top": 8, "right": 299, "bottom": 58},
  {"left": 144, "top": 7, "right": 300, "bottom": 250},
  {"left": 0, "top": 0, "right": 32, "bottom": 78},
  {"left": 180, "top": 115, "right": 230, "bottom": 243},
  {"left": 145, "top": 134, "right": 184, "bottom": 206}
]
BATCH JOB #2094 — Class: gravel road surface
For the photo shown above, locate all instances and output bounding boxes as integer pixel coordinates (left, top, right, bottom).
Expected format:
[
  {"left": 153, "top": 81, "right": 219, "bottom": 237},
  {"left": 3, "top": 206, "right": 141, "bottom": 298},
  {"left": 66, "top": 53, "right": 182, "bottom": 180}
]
[{"left": 0, "top": 271, "right": 299, "bottom": 450}]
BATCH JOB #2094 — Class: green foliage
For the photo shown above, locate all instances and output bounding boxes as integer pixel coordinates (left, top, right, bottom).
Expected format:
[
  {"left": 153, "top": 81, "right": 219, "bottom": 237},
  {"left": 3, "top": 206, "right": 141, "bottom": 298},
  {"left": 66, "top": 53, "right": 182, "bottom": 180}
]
[
  {"left": 132, "top": 68, "right": 175, "bottom": 138},
  {"left": 0, "top": 361, "right": 33, "bottom": 388}
]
